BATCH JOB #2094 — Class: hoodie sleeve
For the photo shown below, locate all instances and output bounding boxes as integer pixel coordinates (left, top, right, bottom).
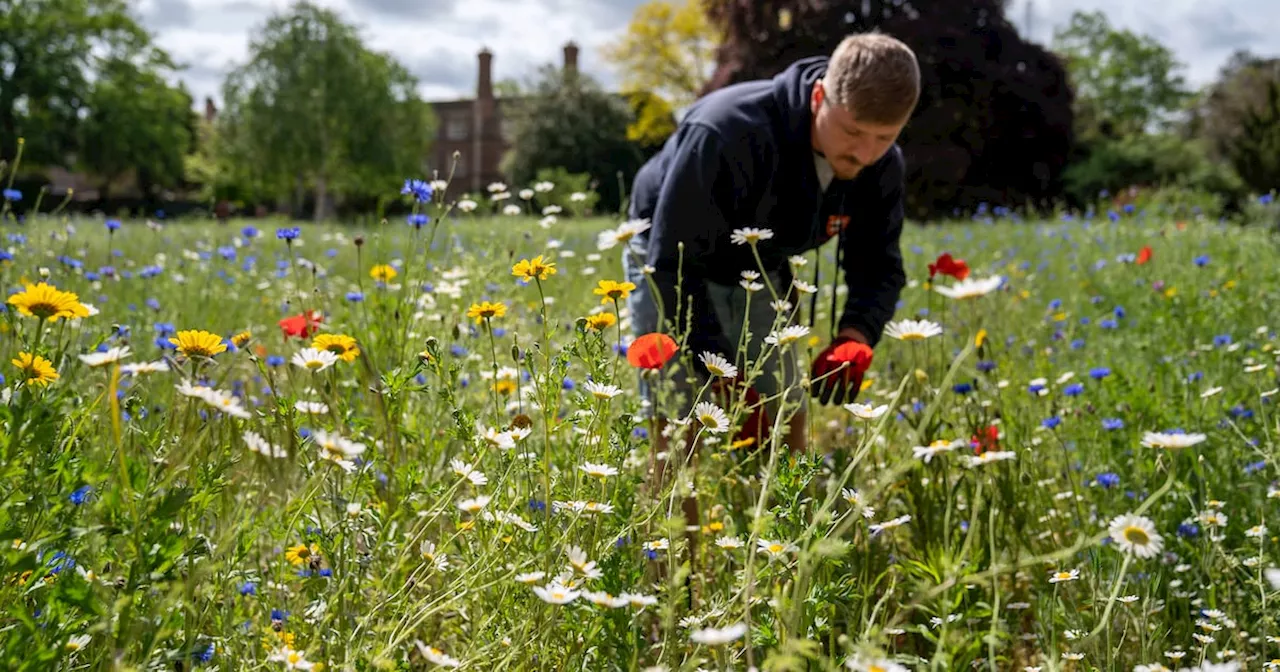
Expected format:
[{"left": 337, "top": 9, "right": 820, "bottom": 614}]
[
  {"left": 644, "top": 124, "right": 750, "bottom": 360},
  {"left": 838, "top": 147, "right": 907, "bottom": 347}
]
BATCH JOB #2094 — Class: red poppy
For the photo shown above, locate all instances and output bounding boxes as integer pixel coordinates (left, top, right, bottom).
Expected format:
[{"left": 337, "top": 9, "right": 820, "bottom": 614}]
[
  {"left": 827, "top": 339, "right": 874, "bottom": 374},
  {"left": 970, "top": 424, "right": 999, "bottom": 455},
  {"left": 279, "top": 310, "right": 323, "bottom": 339},
  {"left": 1136, "top": 246, "right": 1152, "bottom": 265},
  {"left": 928, "top": 253, "right": 970, "bottom": 281},
  {"left": 626, "top": 333, "right": 679, "bottom": 370}
]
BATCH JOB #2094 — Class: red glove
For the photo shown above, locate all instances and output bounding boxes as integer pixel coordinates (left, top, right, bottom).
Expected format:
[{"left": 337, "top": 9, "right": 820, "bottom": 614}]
[{"left": 809, "top": 337, "right": 874, "bottom": 406}]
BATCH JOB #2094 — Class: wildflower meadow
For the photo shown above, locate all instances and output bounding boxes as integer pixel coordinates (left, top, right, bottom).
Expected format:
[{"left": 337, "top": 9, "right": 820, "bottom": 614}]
[{"left": 4, "top": 177, "right": 1280, "bottom": 672}]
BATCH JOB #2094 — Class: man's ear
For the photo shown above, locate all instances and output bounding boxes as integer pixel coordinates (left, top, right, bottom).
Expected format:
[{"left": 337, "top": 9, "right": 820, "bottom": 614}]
[{"left": 811, "top": 79, "right": 824, "bottom": 111}]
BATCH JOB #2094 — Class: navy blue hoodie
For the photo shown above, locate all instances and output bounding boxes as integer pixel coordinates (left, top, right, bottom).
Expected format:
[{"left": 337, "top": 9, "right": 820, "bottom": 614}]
[{"left": 627, "top": 55, "right": 908, "bottom": 358}]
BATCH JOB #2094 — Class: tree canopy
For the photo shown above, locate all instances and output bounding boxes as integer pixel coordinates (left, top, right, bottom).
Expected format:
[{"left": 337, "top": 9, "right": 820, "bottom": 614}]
[{"left": 214, "top": 2, "right": 435, "bottom": 220}]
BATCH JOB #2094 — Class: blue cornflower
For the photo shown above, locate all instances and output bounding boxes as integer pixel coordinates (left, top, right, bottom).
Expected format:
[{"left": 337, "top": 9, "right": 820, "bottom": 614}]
[
  {"left": 345, "top": 291, "right": 364, "bottom": 302},
  {"left": 1063, "top": 383, "right": 1084, "bottom": 396},
  {"left": 105, "top": 219, "right": 121, "bottom": 232},
  {"left": 276, "top": 227, "right": 301, "bottom": 241},
  {"left": 1100, "top": 318, "right": 1118, "bottom": 329},
  {"left": 1244, "top": 460, "right": 1267, "bottom": 475},
  {"left": 952, "top": 382, "right": 973, "bottom": 394},
  {"left": 1089, "top": 367, "right": 1111, "bottom": 379},
  {"left": 401, "top": 178, "right": 434, "bottom": 203},
  {"left": 266, "top": 355, "right": 285, "bottom": 367},
  {"left": 238, "top": 581, "right": 257, "bottom": 596},
  {"left": 69, "top": 485, "right": 92, "bottom": 505},
  {"left": 242, "top": 225, "right": 259, "bottom": 239},
  {"left": 408, "top": 213, "right": 430, "bottom": 228},
  {"left": 1048, "top": 299, "right": 1062, "bottom": 310},
  {"left": 1176, "top": 523, "right": 1199, "bottom": 538},
  {"left": 1042, "top": 416, "right": 1062, "bottom": 429},
  {"left": 1113, "top": 306, "right": 1126, "bottom": 319},
  {"left": 1193, "top": 255, "right": 1210, "bottom": 267},
  {"left": 1213, "top": 334, "right": 1232, "bottom": 347},
  {"left": 1094, "top": 472, "right": 1120, "bottom": 488},
  {"left": 1028, "top": 381, "right": 1046, "bottom": 394},
  {"left": 2, "top": 188, "right": 21, "bottom": 201},
  {"left": 145, "top": 298, "right": 160, "bottom": 311},
  {"left": 976, "top": 360, "right": 996, "bottom": 372},
  {"left": 1102, "top": 418, "right": 1124, "bottom": 430},
  {"left": 562, "top": 377, "right": 575, "bottom": 390},
  {"left": 1070, "top": 338, "right": 1086, "bottom": 350}
]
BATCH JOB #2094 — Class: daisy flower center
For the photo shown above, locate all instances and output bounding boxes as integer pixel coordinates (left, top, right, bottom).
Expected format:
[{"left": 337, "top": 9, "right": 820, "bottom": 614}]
[
  {"left": 1123, "top": 526, "right": 1150, "bottom": 545},
  {"left": 768, "top": 544, "right": 783, "bottom": 554}
]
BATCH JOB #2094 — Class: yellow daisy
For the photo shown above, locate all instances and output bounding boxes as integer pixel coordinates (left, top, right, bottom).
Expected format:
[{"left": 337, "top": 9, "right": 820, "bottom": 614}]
[
  {"left": 230, "top": 331, "right": 252, "bottom": 348},
  {"left": 466, "top": 301, "right": 507, "bottom": 323},
  {"left": 370, "top": 264, "right": 398, "bottom": 283},
  {"left": 168, "top": 330, "right": 228, "bottom": 358},
  {"left": 312, "top": 334, "right": 360, "bottom": 362},
  {"left": 11, "top": 352, "right": 58, "bottom": 386},
  {"left": 593, "top": 280, "right": 636, "bottom": 304},
  {"left": 284, "top": 543, "right": 320, "bottom": 566},
  {"left": 6, "top": 282, "right": 90, "bottom": 321},
  {"left": 511, "top": 255, "right": 557, "bottom": 281},
  {"left": 584, "top": 312, "right": 617, "bottom": 331}
]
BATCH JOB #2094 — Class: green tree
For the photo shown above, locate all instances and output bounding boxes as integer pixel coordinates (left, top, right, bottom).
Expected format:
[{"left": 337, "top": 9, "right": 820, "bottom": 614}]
[
  {"left": 0, "top": 0, "right": 155, "bottom": 167},
  {"left": 500, "top": 64, "right": 642, "bottom": 216},
  {"left": 79, "top": 50, "right": 196, "bottom": 201},
  {"left": 1193, "top": 52, "right": 1280, "bottom": 195},
  {"left": 1053, "top": 10, "right": 1190, "bottom": 140},
  {"left": 217, "top": 2, "right": 435, "bottom": 220},
  {"left": 600, "top": 0, "right": 720, "bottom": 110}
]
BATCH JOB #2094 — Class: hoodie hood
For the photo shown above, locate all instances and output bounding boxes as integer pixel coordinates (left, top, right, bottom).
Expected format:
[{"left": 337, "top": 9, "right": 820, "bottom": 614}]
[{"left": 771, "top": 56, "right": 830, "bottom": 148}]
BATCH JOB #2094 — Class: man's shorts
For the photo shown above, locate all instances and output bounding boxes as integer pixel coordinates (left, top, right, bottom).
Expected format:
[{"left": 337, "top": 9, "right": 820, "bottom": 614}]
[{"left": 621, "top": 236, "right": 808, "bottom": 422}]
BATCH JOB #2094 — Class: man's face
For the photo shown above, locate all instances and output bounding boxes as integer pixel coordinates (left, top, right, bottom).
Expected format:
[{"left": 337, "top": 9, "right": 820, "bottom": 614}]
[{"left": 810, "top": 79, "right": 907, "bottom": 180}]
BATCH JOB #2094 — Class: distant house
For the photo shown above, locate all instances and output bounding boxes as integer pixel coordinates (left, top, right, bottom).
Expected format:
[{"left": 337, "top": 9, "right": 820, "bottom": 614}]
[{"left": 428, "top": 42, "right": 581, "bottom": 194}]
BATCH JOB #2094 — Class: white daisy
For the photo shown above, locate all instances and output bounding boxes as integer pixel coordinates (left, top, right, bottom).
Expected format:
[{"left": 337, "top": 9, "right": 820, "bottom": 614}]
[
  {"left": 716, "top": 536, "right": 743, "bottom": 549},
  {"left": 456, "top": 495, "right": 491, "bottom": 514},
  {"left": 579, "top": 462, "right": 618, "bottom": 478},
  {"left": 699, "top": 352, "right": 738, "bottom": 378},
  {"left": 765, "top": 324, "right": 810, "bottom": 346},
  {"left": 965, "top": 450, "right": 1016, "bottom": 467},
  {"left": 515, "top": 571, "right": 546, "bottom": 584},
  {"left": 844, "top": 402, "right": 889, "bottom": 420},
  {"left": 413, "top": 641, "right": 461, "bottom": 668},
  {"left": 1048, "top": 569, "right": 1080, "bottom": 583},
  {"left": 756, "top": 538, "right": 798, "bottom": 559},
  {"left": 291, "top": 347, "right": 338, "bottom": 372},
  {"left": 120, "top": 360, "right": 169, "bottom": 375},
  {"left": 295, "top": 400, "right": 329, "bottom": 414},
  {"left": 847, "top": 657, "right": 909, "bottom": 672},
  {"left": 313, "top": 430, "right": 366, "bottom": 471},
  {"left": 693, "top": 402, "right": 730, "bottom": 434},
  {"left": 933, "top": 275, "right": 1004, "bottom": 299},
  {"left": 268, "top": 646, "right": 314, "bottom": 670},
  {"left": 1141, "top": 431, "right": 1207, "bottom": 450},
  {"left": 595, "top": 219, "right": 651, "bottom": 251},
  {"left": 869, "top": 515, "right": 912, "bottom": 535},
  {"left": 913, "top": 438, "right": 965, "bottom": 463},
  {"left": 244, "top": 430, "right": 287, "bottom": 458},
  {"left": 792, "top": 279, "right": 818, "bottom": 294},
  {"left": 583, "top": 380, "right": 624, "bottom": 400},
  {"left": 78, "top": 346, "right": 131, "bottom": 367},
  {"left": 1108, "top": 513, "right": 1164, "bottom": 558},
  {"left": 883, "top": 319, "right": 943, "bottom": 341},
  {"left": 729, "top": 227, "right": 774, "bottom": 245},
  {"left": 450, "top": 459, "right": 488, "bottom": 485},
  {"left": 533, "top": 582, "right": 580, "bottom": 605},
  {"left": 690, "top": 622, "right": 748, "bottom": 645}
]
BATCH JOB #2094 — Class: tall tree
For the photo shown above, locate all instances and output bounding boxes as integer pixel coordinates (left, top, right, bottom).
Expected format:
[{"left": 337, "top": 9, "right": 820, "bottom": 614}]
[
  {"left": 79, "top": 50, "right": 196, "bottom": 201},
  {"left": 600, "top": 0, "right": 721, "bottom": 110},
  {"left": 500, "top": 65, "right": 643, "bottom": 215},
  {"left": 700, "top": 0, "right": 1075, "bottom": 217},
  {"left": 0, "top": 0, "right": 153, "bottom": 167},
  {"left": 1052, "top": 10, "right": 1190, "bottom": 140},
  {"left": 1192, "top": 52, "right": 1280, "bottom": 196},
  {"left": 218, "top": 2, "right": 435, "bottom": 220}
]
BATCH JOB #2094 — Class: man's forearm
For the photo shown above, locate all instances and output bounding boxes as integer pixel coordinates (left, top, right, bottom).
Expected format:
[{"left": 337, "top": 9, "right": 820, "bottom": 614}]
[{"left": 837, "top": 326, "right": 869, "bottom": 344}]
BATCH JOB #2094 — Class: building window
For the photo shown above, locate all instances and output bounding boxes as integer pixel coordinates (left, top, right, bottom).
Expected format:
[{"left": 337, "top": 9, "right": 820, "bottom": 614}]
[{"left": 446, "top": 113, "right": 469, "bottom": 140}]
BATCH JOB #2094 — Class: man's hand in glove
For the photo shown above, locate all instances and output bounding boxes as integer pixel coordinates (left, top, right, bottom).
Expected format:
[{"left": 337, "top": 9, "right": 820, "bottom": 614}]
[{"left": 809, "top": 328, "right": 874, "bottom": 406}]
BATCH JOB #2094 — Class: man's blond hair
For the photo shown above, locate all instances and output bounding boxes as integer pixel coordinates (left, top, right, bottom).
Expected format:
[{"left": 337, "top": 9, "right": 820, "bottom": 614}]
[{"left": 824, "top": 32, "right": 921, "bottom": 125}]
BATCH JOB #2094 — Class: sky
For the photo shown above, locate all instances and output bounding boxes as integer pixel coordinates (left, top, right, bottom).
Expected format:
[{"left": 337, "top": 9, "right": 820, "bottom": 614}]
[{"left": 136, "top": 0, "right": 1280, "bottom": 109}]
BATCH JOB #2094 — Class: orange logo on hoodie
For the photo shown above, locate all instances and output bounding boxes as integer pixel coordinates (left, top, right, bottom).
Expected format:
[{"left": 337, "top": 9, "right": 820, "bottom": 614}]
[{"left": 825, "top": 214, "right": 850, "bottom": 238}]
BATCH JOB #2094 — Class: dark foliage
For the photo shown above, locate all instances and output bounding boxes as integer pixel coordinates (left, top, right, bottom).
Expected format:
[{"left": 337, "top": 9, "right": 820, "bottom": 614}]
[{"left": 701, "top": 0, "right": 1076, "bottom": 219}]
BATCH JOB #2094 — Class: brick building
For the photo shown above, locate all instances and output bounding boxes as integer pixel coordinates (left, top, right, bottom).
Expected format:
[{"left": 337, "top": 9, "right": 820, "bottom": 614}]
[{"left": 428, "top": 42, "right": 581, "bottom": 194}]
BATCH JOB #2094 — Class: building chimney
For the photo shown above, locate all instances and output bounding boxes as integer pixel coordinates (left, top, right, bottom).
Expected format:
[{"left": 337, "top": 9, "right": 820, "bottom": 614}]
[
  {"left": 477, "top": 48, "right": 494, "bottom": 101},
  {"left": 563, "top": 41, "right": 579, "bottom": 74},
  {"left": 204, "top": 96, "right": 217, "bottom": 122}
]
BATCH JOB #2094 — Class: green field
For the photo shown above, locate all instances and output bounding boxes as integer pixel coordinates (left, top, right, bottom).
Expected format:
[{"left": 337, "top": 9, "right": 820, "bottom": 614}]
[{"left": 2, "top": 203, "right": 1280, "bottom": 671}]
